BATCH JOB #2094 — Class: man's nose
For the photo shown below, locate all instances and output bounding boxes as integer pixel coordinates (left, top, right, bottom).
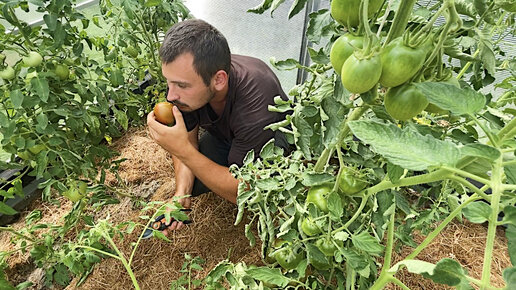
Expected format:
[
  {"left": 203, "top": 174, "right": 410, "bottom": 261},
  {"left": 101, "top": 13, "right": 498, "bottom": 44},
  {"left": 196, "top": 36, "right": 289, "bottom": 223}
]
[{"left": 166, "top": 87, "right": 179, "bottom": 102}]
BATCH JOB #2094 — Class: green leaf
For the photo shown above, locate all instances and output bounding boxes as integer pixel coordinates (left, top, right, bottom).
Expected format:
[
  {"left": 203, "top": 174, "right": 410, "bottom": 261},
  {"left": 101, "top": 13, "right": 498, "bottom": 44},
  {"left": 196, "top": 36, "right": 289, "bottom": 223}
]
[
  {"left": 389, "top": 259, "right": 436, "bottom": 275},
  {"left": 256, "top": 178, "right": 280, "bottom": 190},
  {"left": 300, "top": 172, "right": 334, "bottom": 186},
  {"left": 10, "top": 90, "right": 23, "bottom": 108},
  {"left": 422, "top": 258, "right": 468, "bottom": 286},
  {"left": 259, "top": 139, "right": 275, "bottom": 159},
  {"left": 504, "top": 267, "right": 516, "bottom": 288},
  {"left": 501, "top": 206, "right": 516, "bottom": 227},
  {"left": 307, "top": 9, "right": 332, "bottom": 43},
  {"left": 506, "top": 164, "right": 516, "bottom": 185},
  {"left": 288, "top": 0, "right": 308, "bottom": 19},
  {"left": 307, "top": 243, "right": 330, "bottom": 270},
  {"left": 113, "top": 107, "right": 128, "bottom": 130},
  {"left": 0, "top": 278, "right": 15, "bottom": 290},
  {"left": 328, "top": 191, "right": 343, "bottom": 221},
  {"left": 270, "top": 58, "right": 303, "bottom": 71},
  {"left": 30, "top": 77, "right": 49, "bottom": 103},
  {"left": 351, "top": 231, "right": 384, "bottom": 254},
  {"left": 478, "top": 34, "right": 496, "bottom": 76},
  {"left": 462, "top": 201, "right": 491, "bottom": 223},
  {"left": 247, "top": 0, "right": 273, "bottom": 14},
  {"left": 144, "top": 0, "right": 161, "bottom": 7},
  {"left": 506, "top": 225, "right": 516, "bottom": 266},
  {"left": 387, "top": 162, "right": 404, "bottom": 183},
  {"left": 245, "top": 267, "right": 290, "bottom": 287},
  {"left": 348, "top": 120, "right": 461, "bottom": 171},
  {"left": 413, "top": 82, "right": 486, "bottom": 115},
  {"left": 460, "top": 143, "right": 500, "bottom": 161},
  {"left": 0, "top": 202, "right": 17, "bottom": 215},
  {"left": 43, "top": 13, "right": 57, "bottom": 31}
]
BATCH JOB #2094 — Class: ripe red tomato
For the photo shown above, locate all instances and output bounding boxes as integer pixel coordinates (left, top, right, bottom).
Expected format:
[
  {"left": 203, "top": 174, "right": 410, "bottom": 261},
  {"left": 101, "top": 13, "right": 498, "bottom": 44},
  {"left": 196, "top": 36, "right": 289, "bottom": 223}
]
[
  {"left": 379, "top": 37, "right": 427, "bottom": 88},
  {"left": 153, "top": 102, "right": 175, "bottom": 125},
  {"left": 330, "top": 34, "right": 364, "bottom": 74},
  {"left": 341, "top": 53, "right": 382, "bottom": 94},
  {"left": 384, "top": 83, "right": 429, "bottom": 121}
]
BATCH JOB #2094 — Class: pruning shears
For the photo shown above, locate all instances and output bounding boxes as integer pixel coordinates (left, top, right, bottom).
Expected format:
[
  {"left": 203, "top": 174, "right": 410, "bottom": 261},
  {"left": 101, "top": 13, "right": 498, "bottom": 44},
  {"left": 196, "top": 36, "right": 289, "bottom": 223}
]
[{"left": 142, "top": 208, "right": 192, "bottom": 239}]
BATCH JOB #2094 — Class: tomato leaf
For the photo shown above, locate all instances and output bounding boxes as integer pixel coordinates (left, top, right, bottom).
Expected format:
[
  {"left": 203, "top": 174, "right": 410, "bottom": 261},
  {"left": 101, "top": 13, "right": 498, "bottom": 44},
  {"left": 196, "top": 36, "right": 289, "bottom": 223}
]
[
  {"left": 421, "top": 258, "right": 469, "bottom": 286},
  {"left": 501, "top": 206, "right": 516, "bottom": 227},
  {"left": 348, "top": 120, "right": 461, "bottom": 171},
  {"left": 506, "top": 225, "right": 516, "bottom": 266},
  {"left": 300, "top": 172, "right": 334, "bottom": 186},
  {"left": 288, "top": 0, "right": 308, "bottom": 19},
  {"left": 307, "top": 243, "right": 331, "bottom": 270},
  {"left": 307, "top": 9, "right": 332, "bottom": 44},
  {"left": 351, "top": 231, "right": 384, "bottom": 255},
  {"left": 247, "top": 0, "right": 273, "bottom": 14},
  {"left": 387, "top": 162, "right": 404, "bottom": 183},
  {"left": 414, "top": 82, "right": 486, "bottom": 115},
  {"left": 462, "top": 201, "right": 491, "bottom": 223},
  {"left": 9, "top": 89, "right": 23, "bottom": 108},
  {"left": 505, "top": 164, "right": 516, "bottom": 185},
  {"left": 328, "top": 191, "right": 343, "bottom": 221},
  {"left": 0, "top": 202, "right": 17, "bottom": 215},
  {"left": 389, "top": 259, "right": 436, "bottom": 275},
  {"left": 459, "top": 143, "right": 500, "bottom": 161},
  {"left": 245, "top": 267, "right": 290, "bottom": 287},
  {"left": 503, "top": 267, "right": 516, "bottom": 288}
]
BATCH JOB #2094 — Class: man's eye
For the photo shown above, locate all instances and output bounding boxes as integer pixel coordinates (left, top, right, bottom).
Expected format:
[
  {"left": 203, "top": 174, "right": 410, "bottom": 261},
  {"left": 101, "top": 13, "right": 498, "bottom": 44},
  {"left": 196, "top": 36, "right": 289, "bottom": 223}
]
[{"left": 177, "top": 83, "right": 187, "bottom": 89}]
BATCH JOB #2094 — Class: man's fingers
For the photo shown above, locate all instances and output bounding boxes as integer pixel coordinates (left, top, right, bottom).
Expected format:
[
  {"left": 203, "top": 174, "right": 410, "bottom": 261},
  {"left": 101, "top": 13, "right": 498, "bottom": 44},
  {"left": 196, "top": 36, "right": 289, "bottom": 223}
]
[{"left": 172, "top": 106, "right": 186, "bottom": 129}]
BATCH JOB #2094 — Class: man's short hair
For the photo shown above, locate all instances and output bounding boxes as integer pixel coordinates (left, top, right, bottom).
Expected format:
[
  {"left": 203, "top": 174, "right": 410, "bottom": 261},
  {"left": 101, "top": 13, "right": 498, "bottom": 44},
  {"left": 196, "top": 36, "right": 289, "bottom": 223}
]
[{"left": 159, "top": 19, "right": 231, "bottom": 86}]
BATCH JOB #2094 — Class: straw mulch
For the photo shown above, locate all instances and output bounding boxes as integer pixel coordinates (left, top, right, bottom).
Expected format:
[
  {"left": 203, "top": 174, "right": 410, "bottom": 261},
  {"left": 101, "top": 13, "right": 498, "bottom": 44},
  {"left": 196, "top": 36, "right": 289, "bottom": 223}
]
[{"left": 0, "top": 126, "right": 511, "bottom": 289}]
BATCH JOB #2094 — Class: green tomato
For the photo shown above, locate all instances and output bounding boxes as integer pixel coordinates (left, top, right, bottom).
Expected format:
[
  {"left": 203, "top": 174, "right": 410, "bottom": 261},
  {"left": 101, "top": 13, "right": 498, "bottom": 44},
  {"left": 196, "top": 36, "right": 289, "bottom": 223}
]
[
  {"left": 315, "top": 238, "right": 338, "bottom": 257},
  {"left": 331, "top": 0, "right": 383, "bottom": 28},
  {"left": 125, "top": 46, "right": 139, "bottom": 58},
  {"left": 338, "top": 168, "right": 367, "bottom": 195},
  {"left": 341, "top": 53, "right": 382, "bottom": 94},
  {"left": 25, "top": 71, "right": 38, "bottom": 82},
  {"left": 306, "top": 185, "right": 331, "bottom": 213},
  {"left": 0, "top": 66, "right": 15, "bottom": 80},
  {"left": 384, "top": 83, "right": 429, "bottom": 121},
  {"left": 55, "top": 64, "right": 70, "bottom": 80},
  {"left": 301, "top": 217, "right": 321, "bottom": 236},
  {"left": 379, "top": 37, "right": 427, "bottom": 88},
  {"left": 23, "top": 51, "right": 43, "bottom": 67},
  {"left": 330, "top": 34, "right": 364, "bottom": 74},
  {"left": 272, "top": 240, "right": 304, "bottom": 270},
  {"left": 0, "top": 54, "right": 5, "bottom": 64}
]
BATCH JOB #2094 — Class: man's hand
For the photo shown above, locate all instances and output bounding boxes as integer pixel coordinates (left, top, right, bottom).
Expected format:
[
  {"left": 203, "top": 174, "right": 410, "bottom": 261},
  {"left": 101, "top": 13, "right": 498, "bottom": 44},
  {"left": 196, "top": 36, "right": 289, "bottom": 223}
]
[
  {"left": 147, "top": 106, "right": 191, "bottom": 158},
  {"left": 163, "top": 192, "right": 191, "bottom": 234}
]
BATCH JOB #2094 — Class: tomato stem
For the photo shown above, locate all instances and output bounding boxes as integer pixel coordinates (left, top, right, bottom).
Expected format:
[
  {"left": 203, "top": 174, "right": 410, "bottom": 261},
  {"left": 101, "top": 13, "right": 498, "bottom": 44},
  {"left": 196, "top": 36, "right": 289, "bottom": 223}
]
[
  {"left": 441, "top": 165, "right": 492, "bottom": 188},
  {"left": 480, "top": 156, "right": 504, "bottom": 289},
  {"left": 471, "top": 115, "right": 498, "bottom": 147},
  {"left": 384, "top": 0, "right": 418, "bottom": 45},
  {"left": 448, "top": 175, "right": 492, "bottom": 202}
]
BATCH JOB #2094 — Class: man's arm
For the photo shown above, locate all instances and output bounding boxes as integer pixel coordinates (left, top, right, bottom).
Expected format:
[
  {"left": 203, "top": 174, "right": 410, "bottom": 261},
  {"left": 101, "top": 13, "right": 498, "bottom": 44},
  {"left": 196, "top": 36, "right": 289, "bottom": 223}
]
[
  {"left": 147, "top": 107, "right": 238, "bottom": 204},
  {"left": 172, "top": 125, "right": 199, "bottom": 204}
]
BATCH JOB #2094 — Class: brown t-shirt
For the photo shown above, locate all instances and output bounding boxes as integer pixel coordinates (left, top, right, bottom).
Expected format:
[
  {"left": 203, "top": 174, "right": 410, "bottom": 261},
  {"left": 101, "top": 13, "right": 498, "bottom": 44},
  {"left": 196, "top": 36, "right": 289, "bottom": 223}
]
[{"left": 182, "top": 54, "right": 289, "bottom": 166}]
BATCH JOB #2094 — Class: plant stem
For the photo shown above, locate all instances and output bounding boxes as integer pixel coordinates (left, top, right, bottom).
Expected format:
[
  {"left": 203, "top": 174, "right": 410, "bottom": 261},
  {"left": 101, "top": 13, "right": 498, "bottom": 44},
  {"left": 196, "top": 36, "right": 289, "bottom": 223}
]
[
  {"left": 471, "top": 115, "right": 498, "bottom": 147},
  {"left": 332, "top": 196, "right": 368, "bottom": 234},
  {"left": 480, "top": 157, "right": 503, "bottom": 289},
  {"left": 448, "top": 175, "right": 491, "bottom": 202},
  {"left": 405, "top": 194, "right": 481, "bottom": 260},
  {"left": 102, "top": 231, "right": 141, "bottom": 290},
  {"left": 497, "top": 117, "right": 516, "bottom": 143},
  {"left": 380, "top": 211, "right": 396, "bottom": 277},
  {"left": 441, "top": 165, "right": 492, "bottom": 187},
  {"left": 0, "top": 227, "right": 36, "bottom": 242},
  {"left": 384, "top": 0, "right": 418, "bottom": 44},
  {"left": 74, "top": 245, "right": 122, "bottom": 261},
  {"left": 390, "top": 276, "right": 411, "bottom": 290}
]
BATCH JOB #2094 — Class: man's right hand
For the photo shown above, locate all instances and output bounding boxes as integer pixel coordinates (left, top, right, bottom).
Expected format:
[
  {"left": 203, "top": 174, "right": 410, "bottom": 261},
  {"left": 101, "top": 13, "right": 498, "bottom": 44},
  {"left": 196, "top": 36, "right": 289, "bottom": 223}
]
[{"left": 163, "top": 192, "right": 191, "bottom": 234}]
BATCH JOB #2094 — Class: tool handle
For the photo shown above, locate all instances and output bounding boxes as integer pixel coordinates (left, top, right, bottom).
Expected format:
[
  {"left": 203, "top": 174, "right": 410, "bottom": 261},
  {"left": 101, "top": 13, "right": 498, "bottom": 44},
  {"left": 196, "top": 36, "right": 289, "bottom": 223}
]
[{"left": 151, "top": 209, "right": 192, "bottom": 231}]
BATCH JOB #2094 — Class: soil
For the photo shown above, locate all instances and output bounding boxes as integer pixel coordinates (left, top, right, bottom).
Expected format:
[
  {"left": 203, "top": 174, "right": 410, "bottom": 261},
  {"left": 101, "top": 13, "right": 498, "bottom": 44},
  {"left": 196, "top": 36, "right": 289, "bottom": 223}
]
[{"left": 0, "top": 126, "right": 511, "bottom": 289}]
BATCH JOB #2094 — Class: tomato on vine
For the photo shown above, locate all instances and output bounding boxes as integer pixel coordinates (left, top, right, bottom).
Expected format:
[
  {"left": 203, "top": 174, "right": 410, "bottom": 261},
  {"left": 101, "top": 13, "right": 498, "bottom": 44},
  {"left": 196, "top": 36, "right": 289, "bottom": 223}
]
[
  {"left": 22, "top": 51, "right": 43, "bottom": 67},
  {"left": 330, "top": 34, "right": 364, "bottom": 74},
  {"left": 271, "top": 240, "right": 305, "bottom": 270},
  {"left": 315, "top": 237, "right": 342, "bottom": 257},
  {"left": 306, "top": 184, "right": 331, "bottom": 213},
  {"left": 55, "top": 64, "right": 70, "bottom": 80},
  {"left": 338, "top": 167, "right": 367, "bottom": 195},
  {"left": 384, "top": 83, "right": 429, "bottom": 121},
  {"left": 341, "top": 53, "right": 382, "bottom": 94},
  {"left": 331, "top": 0, "right": 383, "bottom": 28},
  {"left": 379, "top": 37, "right": 427, "bottom": 88},
  {"left": 301, "top": 217, "right": 321, "bottom": 236},
  {"left": 0, "top": 66, "right": 15, "bottom": 80}
]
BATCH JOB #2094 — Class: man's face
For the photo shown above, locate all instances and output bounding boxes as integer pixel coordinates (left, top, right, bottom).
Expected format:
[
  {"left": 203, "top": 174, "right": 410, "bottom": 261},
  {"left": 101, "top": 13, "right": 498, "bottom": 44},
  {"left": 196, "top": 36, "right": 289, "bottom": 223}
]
[{"left": 162, "top": 53, "right": 214, "bottom": 112}]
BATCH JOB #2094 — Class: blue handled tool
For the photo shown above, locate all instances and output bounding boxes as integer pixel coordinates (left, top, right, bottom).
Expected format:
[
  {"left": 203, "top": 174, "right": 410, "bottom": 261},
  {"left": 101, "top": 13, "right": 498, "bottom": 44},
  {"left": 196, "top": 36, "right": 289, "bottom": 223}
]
[{"left": 142, "top": 208, "right": 192, "bottom": 239}]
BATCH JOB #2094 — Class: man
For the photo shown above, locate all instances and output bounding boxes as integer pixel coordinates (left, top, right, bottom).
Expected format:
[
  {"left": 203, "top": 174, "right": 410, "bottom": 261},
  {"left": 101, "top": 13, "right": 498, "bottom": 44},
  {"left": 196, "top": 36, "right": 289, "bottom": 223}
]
[{"left": 147, "top": 19, "right": 289, "bottom": 232}]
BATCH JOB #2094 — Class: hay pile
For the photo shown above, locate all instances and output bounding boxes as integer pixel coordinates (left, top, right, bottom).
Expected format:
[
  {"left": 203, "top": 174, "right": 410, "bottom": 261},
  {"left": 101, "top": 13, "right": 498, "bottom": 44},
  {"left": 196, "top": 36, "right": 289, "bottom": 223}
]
[{"left": 0, "top": 126, "right": 511, "bottom": 289}]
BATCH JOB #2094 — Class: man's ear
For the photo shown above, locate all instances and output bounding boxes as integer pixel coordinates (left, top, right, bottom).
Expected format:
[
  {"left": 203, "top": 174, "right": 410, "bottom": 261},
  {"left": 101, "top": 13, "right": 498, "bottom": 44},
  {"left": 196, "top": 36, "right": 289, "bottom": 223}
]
[{"left": 212, "top": 70, "right": 228, "bottom": 91}]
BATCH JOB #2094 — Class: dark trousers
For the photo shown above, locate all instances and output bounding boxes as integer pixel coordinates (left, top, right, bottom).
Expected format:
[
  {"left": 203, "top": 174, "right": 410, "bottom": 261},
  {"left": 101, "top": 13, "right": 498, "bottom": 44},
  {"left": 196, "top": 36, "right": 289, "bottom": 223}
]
[{"left": 191, "top": 132, "right": 231, "bottom": 196}]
